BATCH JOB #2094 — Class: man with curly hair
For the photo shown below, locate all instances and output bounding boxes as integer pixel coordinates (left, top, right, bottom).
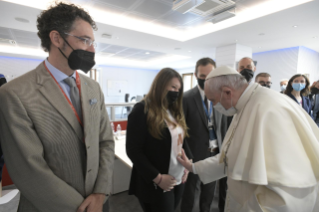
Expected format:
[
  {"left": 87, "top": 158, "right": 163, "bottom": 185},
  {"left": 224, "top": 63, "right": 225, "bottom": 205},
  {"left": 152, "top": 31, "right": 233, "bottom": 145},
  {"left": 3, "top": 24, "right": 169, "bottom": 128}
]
[{"left": 0, "top": 3, "right": 114, "bottom": 212}]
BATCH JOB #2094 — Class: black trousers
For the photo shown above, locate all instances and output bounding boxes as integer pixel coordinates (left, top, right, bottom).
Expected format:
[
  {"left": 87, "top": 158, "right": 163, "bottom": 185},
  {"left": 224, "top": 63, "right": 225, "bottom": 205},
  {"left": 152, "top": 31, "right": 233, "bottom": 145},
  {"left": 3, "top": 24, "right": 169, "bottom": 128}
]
[
  {"left": 181, "top": 151, "right": 224, "bottom": 212},
  {"left": 218, "top": 177, "right": 227, "bottom": 212},
  {"left": 139, "top": 183, "right": 185, "bottom": 212}
]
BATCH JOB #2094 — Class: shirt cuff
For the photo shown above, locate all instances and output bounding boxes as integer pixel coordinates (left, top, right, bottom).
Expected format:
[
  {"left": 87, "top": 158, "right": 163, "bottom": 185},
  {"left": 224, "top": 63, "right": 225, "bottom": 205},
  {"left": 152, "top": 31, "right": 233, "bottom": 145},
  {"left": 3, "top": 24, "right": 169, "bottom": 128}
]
[{"left": 192, "top": 163, "right": 197, "bottom": 174}]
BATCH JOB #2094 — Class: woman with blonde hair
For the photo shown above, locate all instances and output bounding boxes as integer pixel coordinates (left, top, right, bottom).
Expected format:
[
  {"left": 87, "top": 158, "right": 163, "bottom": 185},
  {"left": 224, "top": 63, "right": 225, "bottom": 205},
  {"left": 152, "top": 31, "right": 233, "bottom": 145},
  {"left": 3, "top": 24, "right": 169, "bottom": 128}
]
[{"left": 126, "top": 68, "right": 193, "bottom": 212}]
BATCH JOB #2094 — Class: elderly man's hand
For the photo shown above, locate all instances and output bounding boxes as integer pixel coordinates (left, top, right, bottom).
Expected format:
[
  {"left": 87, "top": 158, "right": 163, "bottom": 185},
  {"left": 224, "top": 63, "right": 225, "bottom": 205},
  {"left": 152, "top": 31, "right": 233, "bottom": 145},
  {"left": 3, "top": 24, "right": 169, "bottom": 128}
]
[{"left": 177, "top": 149, "right": 193, "bottom": 172}]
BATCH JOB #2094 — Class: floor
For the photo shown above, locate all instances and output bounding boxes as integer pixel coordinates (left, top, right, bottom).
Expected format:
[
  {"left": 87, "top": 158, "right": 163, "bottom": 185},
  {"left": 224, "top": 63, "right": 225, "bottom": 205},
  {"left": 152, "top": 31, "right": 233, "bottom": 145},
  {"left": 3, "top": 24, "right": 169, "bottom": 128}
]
[
  {"left": 108, "top": 182, "right": 221, "bottom": 212},
  {"left": 3, "top": 183, "right": 221, "bottom": 212}
]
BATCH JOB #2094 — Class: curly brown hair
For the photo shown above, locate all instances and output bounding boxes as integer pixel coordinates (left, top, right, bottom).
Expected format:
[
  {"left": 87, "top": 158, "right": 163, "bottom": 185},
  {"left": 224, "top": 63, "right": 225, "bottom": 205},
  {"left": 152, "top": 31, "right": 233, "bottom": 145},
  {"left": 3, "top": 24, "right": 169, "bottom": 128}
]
[
  {"left": 284, "top": 74, "right": 310, "bottom": 96},
  {"left": 37, "top": 2, "right": 97, "bottom": 52}
]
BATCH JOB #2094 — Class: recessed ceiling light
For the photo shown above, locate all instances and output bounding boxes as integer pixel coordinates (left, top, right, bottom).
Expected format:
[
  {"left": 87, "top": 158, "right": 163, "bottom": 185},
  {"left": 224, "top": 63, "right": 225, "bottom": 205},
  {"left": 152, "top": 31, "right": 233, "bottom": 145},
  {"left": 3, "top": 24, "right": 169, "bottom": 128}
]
[
  {"left": 188, "top": 50, "right": 192, "bottom": 53},
  {"left": 313, "top": 36, "right": 318, "bottom": 39},
  {"left": 101, "top": 34, "right": 112, "bottom": 39},
  {"left": 145, "top": 52, "right": 150, "bottom": 54},
  {"left": 15, "top": 17, "right": 29, "bottom": 23},
  {"left": 293, "top": 25, "right": 298, "bottom": 28},
  {"left": 235, "top": 39, "right": 238, "bottom": 42},
  {"left": 259, "top": 33, "right": 265, "bottom": 36},
  {"left": 175, "top": 48, "right": 181, "bottom": 50},
  {"left": 115, "top": 37, "right": 119, "bottom": 39}
]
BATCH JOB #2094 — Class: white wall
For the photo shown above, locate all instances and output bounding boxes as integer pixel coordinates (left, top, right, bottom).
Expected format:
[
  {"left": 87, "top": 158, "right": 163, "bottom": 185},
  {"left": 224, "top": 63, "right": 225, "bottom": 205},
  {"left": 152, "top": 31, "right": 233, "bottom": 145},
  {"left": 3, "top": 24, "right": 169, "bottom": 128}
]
[
  {"left": 0, "top": 56, "right": 159, "bottom": 103},
  {"left": 0, "top": 56, "right": 43, "bottom": 82},
  {"left": 253, "top": 47, "right": 299, "bottom": 91},
  {"left": 297, "top": 46, "right": 319, "bottom": 83},
  {"left": 253, "top": 46, "right": 319, "bottom": 92},
  {"left": 98, "top": 65, "right": 158, "bottom": 103},
  {"left": 177, "top": 67, "right": 198, "bottom": 91}
]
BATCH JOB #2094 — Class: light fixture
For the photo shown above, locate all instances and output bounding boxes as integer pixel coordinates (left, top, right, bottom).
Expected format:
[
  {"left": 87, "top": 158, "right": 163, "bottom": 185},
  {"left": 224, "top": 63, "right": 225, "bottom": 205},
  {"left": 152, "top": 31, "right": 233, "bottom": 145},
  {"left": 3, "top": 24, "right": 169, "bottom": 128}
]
[
  {"left": 188, "top": 50, "right": 192, "bottom": 53},
  {"left": 15, "top": 17, "right": 29, "bottom": 23},
  {"left": 259, "top": 33, "right": 265, "bottom": 36},
  {"left": 313, "top": 36, "right": 318, "bottom": 38},
  {"left": 145, "top": 52, "right": 150, "bottom": 54},
  {"left": 293, "top": 25, "right": 298, "bottom": 28},
  {"left": 175, "top": 48, "right": 181, "bottom": 50},
  {"left": 102, "top": 34, "right": 112, "bottom": 39}
]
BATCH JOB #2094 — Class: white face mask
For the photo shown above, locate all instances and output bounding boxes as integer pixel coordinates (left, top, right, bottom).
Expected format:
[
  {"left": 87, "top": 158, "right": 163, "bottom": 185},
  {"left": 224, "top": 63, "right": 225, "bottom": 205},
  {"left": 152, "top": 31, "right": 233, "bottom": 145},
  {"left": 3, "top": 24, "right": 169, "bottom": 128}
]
[
  {"left": 280, "top": 85, "right": 287, "bottom": 91},
  {"left": 213, "top": 92, "right": 237, "bottom": 116}
]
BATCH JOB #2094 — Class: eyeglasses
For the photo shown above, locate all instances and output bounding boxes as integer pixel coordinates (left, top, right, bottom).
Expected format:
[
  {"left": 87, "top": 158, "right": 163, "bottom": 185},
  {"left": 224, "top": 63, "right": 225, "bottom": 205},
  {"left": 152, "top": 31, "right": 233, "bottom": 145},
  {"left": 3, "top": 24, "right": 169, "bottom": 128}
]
[
  {"left": 258, "top": 81, "right": 272, "bottom": 86},
  {"left": 63, "top": 32, "right": 97, "bottom": 48}
]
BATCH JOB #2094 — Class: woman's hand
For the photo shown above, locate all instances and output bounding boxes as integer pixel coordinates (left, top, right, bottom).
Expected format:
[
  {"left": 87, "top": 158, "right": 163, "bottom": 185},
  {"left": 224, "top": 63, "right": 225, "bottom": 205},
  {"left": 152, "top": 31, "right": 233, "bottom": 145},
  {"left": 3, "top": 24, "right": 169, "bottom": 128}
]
[
  {"left": 177, "top": 149, "right": 193, "bottom": 172},
  {"left": 157, "top": 174, "right": 176, "bottom": 191}
]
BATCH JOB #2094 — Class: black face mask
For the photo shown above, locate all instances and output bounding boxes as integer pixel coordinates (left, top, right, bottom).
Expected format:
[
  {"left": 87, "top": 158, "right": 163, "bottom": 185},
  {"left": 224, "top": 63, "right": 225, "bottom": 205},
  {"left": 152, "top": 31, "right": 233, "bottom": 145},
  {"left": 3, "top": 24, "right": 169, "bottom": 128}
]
[
  {"left": 311, "top": 87, "right": 319, "bottom": 94},
  {"left": 197, "top": 78, "right": 205, "bottom": 90},
  {"left": 59, "top": 37, "right": 96, "bottom": 73},
  {"left": 166, "top": 91, "right": 179, "bottom": 105},
  {"left": 240, "top": 69, "right": 254, "bottom": 82}
]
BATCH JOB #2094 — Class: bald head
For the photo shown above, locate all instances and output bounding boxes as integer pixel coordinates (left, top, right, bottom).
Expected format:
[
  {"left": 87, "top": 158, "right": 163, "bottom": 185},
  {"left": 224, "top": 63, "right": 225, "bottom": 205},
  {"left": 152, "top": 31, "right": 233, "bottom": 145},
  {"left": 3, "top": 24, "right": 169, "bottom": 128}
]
[{"left": 237, "top": 57, "right": 256, "bottom": 73}]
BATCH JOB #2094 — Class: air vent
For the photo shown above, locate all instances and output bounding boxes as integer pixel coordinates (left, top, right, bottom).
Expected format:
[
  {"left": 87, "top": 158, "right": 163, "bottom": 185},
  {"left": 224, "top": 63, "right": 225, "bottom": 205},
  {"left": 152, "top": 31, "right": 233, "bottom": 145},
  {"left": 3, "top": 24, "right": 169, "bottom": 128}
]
[
  {"left": 206, "top": 10, "right": 235, "bottom": 24},
  {"left": 191, "top": 0, "right": 236, "bottom": 17},
  {"left": 173, "top": 0, "right": 205, "bottom": 14},
  {"left": 102, "top": 33, "right": 112, "bottom": 39}
]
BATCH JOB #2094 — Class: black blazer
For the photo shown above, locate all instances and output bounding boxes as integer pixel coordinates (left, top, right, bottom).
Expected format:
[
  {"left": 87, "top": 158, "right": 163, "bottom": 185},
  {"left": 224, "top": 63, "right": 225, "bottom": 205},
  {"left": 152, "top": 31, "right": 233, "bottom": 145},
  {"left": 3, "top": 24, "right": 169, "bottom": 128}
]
[
  {"left": 183, "top": 87, "right": 228, "bottom": 162},
  {"left": 126, "top": 101, "right": 192, "bottom": 203},
  {"left": 286, "top": 93, "right": 312, "bottom": 117}
]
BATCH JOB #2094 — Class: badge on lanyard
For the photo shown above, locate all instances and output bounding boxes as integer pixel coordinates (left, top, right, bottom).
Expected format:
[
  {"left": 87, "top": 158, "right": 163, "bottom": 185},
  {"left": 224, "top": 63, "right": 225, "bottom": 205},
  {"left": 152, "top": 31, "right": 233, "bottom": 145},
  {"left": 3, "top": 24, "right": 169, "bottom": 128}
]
[{"left": 202, "top": 100, "right": 217, "bottom": 141}]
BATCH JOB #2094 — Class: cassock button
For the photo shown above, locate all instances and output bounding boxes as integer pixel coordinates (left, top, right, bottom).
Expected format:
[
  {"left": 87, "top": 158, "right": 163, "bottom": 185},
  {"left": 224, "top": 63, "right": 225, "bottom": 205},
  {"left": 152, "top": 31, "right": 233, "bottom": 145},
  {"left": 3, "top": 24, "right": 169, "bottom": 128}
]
[{"left": 88, "top": 169, "right": 92, "bottom": 173}]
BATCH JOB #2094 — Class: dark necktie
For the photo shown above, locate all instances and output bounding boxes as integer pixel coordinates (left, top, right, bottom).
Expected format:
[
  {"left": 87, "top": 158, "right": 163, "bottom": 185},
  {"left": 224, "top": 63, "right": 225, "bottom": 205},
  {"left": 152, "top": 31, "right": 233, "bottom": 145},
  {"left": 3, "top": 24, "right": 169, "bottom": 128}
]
[{"left": 63, "top": 77, "right": 82, "bottom": 123}]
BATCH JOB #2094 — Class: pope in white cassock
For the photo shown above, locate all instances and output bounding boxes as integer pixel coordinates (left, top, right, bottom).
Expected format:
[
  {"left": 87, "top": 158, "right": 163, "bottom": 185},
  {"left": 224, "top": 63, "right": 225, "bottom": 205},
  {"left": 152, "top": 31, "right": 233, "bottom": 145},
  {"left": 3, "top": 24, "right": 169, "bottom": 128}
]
[{"left": 177, "top": 66, "right": 319, "bottom": 212}]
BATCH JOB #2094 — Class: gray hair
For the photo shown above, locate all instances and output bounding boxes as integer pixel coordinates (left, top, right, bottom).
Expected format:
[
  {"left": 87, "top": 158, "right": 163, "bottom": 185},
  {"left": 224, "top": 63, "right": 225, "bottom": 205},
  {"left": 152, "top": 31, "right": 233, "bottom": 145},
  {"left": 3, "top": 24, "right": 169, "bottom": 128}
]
[
  {"left": 280, "top": 79, "right": 288, "bottom": 83},
  {"left": 206, "top": 74, "right": 248, "bottom": 92}
]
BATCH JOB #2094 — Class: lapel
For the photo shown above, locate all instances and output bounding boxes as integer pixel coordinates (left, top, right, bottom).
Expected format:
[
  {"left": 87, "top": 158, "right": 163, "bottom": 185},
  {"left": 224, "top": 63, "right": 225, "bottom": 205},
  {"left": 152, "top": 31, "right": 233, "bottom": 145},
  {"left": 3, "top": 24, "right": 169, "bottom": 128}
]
[
  {"left": 193, "top": 87, "right": 208, "bottom": 129},
  {"left": 37, "top": 62, "right": 84, "bottom": 141},
  {"left": 79, "top": 75, "right": 99, "bottom": 144}
]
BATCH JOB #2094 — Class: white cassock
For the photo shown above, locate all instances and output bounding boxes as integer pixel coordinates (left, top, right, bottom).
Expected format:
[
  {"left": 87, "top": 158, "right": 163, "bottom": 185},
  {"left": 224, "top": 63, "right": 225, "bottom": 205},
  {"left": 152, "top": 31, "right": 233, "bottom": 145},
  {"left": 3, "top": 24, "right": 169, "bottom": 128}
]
[{"left": 193, "top": 83, "right": 319, "bottom": 212}]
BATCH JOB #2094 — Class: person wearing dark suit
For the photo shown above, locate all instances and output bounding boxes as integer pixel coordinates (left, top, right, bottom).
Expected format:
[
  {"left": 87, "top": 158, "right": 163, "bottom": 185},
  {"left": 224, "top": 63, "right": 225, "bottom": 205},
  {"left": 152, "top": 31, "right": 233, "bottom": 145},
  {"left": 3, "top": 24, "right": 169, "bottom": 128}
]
[
  {"left": 0, "top": 74, "right": 6, "bottom": 182},
  {"left": 181, "top": 58, "right": 228, "bottom": 212},
  {"left": 309, "top": 80, "right": 319, "bottom": 127},
  {"left": 285, "top": 74, "right": 312, "bottom": 117},
  {"left": 126, "top": 68, "right": 193, "bottom": 212}
]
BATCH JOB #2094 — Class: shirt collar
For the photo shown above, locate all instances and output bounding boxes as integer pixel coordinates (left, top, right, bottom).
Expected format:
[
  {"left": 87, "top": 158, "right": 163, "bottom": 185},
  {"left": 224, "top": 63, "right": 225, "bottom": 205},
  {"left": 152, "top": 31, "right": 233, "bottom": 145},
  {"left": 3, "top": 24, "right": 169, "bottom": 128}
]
[
  {"left": 45, "top": 58, "right": 76, "bottom": 82},
  {"left": 197, "top": 85, "right": 205, "bottom": 100}
]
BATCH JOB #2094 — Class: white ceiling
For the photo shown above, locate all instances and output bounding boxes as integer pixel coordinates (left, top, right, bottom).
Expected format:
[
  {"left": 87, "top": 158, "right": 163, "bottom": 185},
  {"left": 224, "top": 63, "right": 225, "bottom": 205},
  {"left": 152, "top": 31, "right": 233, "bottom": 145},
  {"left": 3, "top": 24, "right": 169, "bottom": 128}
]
[{"left": 0, "top": 0, "right": 318, "bottom": 70}]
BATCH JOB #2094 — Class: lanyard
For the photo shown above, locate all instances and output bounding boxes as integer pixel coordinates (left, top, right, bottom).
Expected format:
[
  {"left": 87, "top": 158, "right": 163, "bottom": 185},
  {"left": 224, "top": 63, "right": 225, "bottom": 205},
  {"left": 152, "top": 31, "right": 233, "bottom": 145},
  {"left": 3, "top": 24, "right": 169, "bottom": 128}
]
[
  {"left": 202, "top": 99, "right": 213, "bottom": 122},
  {"left": 44, "top": 61, "right": 83, "bottom": 126}
]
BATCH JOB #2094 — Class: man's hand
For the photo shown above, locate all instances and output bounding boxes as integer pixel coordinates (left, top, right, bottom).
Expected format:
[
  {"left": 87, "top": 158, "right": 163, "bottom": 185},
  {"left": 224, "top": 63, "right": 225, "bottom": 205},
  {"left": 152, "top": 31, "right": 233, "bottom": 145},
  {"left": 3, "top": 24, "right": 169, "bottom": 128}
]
[
  {"left": 177, "top": 149, "right": 193, "bottom": 172},
  {"left": 77, "top": 193, "right": 105, "bottom": 212},
  {"left": 181, "top": 168, "right": 189, "bottom": 184}
]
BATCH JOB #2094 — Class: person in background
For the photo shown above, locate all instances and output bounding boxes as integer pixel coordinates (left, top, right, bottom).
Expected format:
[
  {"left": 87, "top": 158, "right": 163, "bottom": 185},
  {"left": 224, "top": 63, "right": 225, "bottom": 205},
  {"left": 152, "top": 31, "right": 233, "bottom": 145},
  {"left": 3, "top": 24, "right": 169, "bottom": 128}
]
[
  {"left": 0, "top": 74, "right": 6, "bottom": 182},
  {"left": 255, "top": 72, "right": 272, "bottom": 88},
  {"left": 0, "top": 3, "right": 114, "bottom": 212},
  {"left": 285, "top": 74, "right": 312, "bottom": 117},
  {"left": 181, "top": 58, "right": 228, "bottom": 212},
  {"left": 237, "top": 57, "right": 256, "bottom": 83},
  {"left": 309, "top": 80, "right": 319, "bottom": 126},
  {"left": 280, "top": 79, "right": 288, "bottom": 93},
  {"left": 126, "top": 68, "right": 193, "bottom": 212}
]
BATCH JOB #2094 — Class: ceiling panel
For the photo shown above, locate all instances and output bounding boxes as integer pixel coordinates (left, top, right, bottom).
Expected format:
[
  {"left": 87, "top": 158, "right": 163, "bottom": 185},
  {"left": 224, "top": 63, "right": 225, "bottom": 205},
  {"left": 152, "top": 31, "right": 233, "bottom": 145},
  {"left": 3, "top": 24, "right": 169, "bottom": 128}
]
[
  {"left": 0, "top": 27, "right": 13, "bottom": 40},
  {"left": 133, "top": 0, "right": 171, "bottom": 18},
  {"left": 161, "top": 11, "right": 200, "bottom": 25},
  {"left": 95, "top": 0, "right": 138, "bottom": 10}
]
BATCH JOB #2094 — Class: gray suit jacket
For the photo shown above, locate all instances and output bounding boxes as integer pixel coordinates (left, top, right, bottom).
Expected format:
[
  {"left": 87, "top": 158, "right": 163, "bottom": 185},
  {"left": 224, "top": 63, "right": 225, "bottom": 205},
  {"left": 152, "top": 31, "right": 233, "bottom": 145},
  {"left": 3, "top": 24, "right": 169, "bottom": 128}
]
[
  {"left": 183, "top": 87, "right": 228, "bottom": 162},
  {"left": 0, "top": 62, "right": 115, "bottom": 212}
]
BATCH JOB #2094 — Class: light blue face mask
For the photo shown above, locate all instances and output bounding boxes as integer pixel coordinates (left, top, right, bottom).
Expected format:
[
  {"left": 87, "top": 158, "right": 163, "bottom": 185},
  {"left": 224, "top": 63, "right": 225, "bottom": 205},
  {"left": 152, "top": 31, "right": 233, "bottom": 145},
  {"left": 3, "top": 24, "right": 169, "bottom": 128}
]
[
  {"left": 292, "top": 83, "right": 305, "bottom": 92},
  {"left": 213, "top": 92, "right": 237, "bottom": 117}
]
